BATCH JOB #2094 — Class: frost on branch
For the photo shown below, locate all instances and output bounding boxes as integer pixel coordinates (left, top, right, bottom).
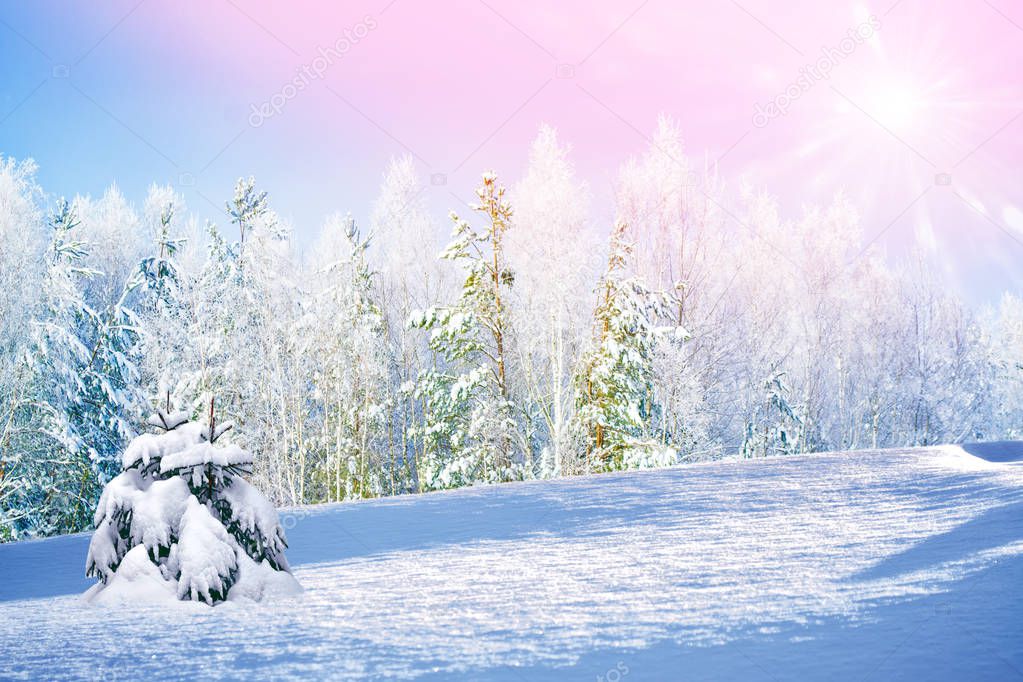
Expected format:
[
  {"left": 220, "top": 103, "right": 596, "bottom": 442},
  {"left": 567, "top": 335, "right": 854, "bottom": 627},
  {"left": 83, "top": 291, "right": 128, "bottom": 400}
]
[{"left": 84, "top": 397, "right": 300, "bottom": 605}]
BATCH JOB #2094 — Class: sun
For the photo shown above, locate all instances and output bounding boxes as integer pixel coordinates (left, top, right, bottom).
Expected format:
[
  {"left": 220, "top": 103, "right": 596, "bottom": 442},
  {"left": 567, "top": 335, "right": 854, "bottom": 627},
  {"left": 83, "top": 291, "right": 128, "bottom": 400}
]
[{"left": 867, "top": 77, "right": 924, "bottom": 131}]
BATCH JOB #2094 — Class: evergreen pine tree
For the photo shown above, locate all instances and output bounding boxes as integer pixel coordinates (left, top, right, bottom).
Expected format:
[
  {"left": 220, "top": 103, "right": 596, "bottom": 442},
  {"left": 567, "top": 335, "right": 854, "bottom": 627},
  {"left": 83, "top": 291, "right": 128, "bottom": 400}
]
[
  {"left": 228, "top": 176, "right": 271, "bottom": 247},
  {"left": 86, "top": 396, "right": 298, "bottom": 604},
  {"left": 740, "top": 372, "right": 804, "bottom": 458},
  {"left": 409, "top": 173, "right": 519, "bottom": 489},
  {"left": 11, "top": 196, "right": 147, "bottom": 536},
  {"left": 136, "top": 196, "right": 192, "bottom": 413},
  {"left": 575, "top": 221, "right": 686, "bottom": 471}
]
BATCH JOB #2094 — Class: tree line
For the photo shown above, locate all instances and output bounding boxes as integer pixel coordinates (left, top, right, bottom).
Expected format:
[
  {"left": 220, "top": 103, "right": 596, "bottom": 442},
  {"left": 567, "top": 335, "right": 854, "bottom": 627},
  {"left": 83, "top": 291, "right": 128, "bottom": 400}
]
[{"left": 1, "top": 119, "right": 1020, "bottom": 540}]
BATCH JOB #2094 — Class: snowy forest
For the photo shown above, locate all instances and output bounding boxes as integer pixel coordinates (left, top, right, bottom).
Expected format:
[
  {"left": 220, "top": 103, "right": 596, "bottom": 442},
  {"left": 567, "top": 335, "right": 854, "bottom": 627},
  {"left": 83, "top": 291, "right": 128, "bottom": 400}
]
[{"left": 2, "top": 118, "right": 1021, "bottom": 541}]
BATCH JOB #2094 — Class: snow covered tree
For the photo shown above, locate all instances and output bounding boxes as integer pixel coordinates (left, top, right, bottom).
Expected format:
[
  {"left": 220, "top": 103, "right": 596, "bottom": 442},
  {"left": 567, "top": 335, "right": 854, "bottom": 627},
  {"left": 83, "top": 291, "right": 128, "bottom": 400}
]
[
  {"left": 615, "top": 117, "right": 732, "bottom": 461},
  {"left": 369, "top": 157, "right": 447, "bottom": 493},
  {"left": 575, "top": 221, "right": 687, "bottom": 471},
  {"left": 228, "top": 183, "right": 308, "bottom": 506},
  {"left": 183, "top": 222, "right": 236, "bottom": 406},
  {"left": 179, "top": 177, "right": 306, "bottom": 506},
  {"left": 135, "top": 186, "right": 193, "bottom": 412},
  {"left": 0, "top": 157, "right": 46, "bottom": 540},
  {"left": 740, "top": 373, "right": 805, "bottom": 458},
  {"left": 228, "top": 176, "right": 271, "bottom": 247},
  {"left": 508, "top": 125, "right": 595, "bottom": 477},
  {"left": 304, "top": 216, "right": 391, "bottom": 501},
  {"left": 986, "top": 293, "right": 1023, "bottom": 439},
  {"left": 78, "top": 273, "right": 147, "bottom": 486},
  {"left": 138, "top": 187, "right": 188, "bottom": 315},
  {"left": 409, "top": 173, "right": 520, "bottom": 489},
  {"left": 21, "top": 200, "right": 125, "bottom": 534},
  {"left": 85, "top": 397, "right": 300, "bottom": 604}
]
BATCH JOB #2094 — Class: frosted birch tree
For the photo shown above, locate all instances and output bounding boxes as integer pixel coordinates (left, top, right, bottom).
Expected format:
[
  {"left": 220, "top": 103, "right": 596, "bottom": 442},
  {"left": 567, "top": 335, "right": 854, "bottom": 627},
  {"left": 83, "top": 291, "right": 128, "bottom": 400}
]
[
  {"left": 305, "top": 215, "right": 391, "bottom": 501},
  {"left": 369, "top": 157, "right": 445, "bottom": 490},
  {"left": 507, "top": 125, "right": 595, "bottom": 476}
]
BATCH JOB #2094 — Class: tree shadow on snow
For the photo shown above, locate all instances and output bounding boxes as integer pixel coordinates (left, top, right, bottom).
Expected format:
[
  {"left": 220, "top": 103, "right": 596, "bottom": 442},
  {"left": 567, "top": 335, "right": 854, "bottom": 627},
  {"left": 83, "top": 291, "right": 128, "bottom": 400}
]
[
  {"left": 0, "top": 532, "right": 93, "bottom": 602},
  {"left": 283, "top": 461, "right": 1022, "bottom": 571},
  {"left": 847, "top": 499, "right": 1023, "bottom": 583},
  {"left": 960, "top": 441, "right": 1023, "bottom": 464},
  {"left": 423, "top": 526, "right": 1023, "bottom": 681}
]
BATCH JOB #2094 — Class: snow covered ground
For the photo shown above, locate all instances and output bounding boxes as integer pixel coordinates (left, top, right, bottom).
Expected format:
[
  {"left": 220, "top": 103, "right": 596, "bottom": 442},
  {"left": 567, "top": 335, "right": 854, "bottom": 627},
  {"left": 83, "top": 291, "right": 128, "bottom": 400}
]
[{"left": 1, "top": 444, "right": 1021, "bottom": 681}]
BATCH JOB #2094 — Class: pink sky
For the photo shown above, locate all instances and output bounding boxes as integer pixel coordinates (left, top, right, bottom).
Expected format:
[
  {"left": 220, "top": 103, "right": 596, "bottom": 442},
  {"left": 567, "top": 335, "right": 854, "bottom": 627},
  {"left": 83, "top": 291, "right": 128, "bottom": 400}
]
[{"left": 2, "top": 0, "right": 1022, "bottom": 301}]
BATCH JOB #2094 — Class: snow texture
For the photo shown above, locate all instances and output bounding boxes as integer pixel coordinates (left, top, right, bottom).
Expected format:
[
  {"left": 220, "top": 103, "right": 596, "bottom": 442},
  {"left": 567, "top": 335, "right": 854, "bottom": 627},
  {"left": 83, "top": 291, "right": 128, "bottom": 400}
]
[
  {"left": 172, "top": 497, "right": 240, "bottom": 602},
  {"left": 120, "top": 421, "right": 206, "bottom": 469},
  {"left": 1, "top": 444, "right": 1021, "bottom": 680},
  {"left": 128, "top": 476, "right": 191, "bottom": 553},
  {"left": 83, "top": 546, "right": 177, "bottom": 606},
  {"left": 159, "top": 441, "right": 252, "bottom": 475}
]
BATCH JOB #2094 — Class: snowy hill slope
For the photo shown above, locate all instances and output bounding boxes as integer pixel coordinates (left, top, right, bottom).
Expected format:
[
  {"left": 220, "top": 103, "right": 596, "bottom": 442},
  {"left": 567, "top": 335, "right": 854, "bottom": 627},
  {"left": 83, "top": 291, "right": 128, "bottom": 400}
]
[{"left": 1, "top": 445, "right": 1021, "bottom": 681}]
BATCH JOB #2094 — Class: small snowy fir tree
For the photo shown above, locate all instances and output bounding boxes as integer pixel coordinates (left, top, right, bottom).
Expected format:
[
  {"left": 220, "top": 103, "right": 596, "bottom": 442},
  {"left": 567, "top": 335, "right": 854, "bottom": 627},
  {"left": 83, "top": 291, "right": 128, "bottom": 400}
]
[
  {"left": 740, "top": 373, "right": 805, "bottom": 458},
  {"left": 85, "top": 396, "right": 300, "bottom": 605}
]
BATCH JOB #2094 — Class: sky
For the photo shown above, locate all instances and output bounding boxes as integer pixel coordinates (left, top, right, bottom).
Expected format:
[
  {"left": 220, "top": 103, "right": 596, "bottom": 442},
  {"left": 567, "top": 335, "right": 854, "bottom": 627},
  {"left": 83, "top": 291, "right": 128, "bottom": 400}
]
[{"left": 1, "top": 0, "right": 1021, "bottom": 304}]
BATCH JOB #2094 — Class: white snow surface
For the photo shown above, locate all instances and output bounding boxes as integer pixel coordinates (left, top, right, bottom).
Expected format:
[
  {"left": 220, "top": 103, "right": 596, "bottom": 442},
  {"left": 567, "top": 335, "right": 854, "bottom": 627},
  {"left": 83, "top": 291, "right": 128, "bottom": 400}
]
[
  {"left": 1, "top": 444, "right": 1022, "bottom": 680},
  {"left": 83, "top": 545, "right": 178, "bottom": 606}
]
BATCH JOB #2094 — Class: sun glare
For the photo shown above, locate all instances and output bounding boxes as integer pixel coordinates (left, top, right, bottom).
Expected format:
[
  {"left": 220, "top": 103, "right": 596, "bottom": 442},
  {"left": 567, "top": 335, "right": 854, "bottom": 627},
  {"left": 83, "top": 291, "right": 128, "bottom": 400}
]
[{"left": 868, "top": 79, "right": 924, "bottom": 130}]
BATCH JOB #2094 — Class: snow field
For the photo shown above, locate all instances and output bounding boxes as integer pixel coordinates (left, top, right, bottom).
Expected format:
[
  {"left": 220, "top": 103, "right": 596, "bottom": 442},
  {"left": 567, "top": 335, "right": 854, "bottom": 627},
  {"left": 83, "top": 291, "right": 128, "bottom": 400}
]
[{"left": 0, "top": 444, "right": 1021, "bottom": 680}]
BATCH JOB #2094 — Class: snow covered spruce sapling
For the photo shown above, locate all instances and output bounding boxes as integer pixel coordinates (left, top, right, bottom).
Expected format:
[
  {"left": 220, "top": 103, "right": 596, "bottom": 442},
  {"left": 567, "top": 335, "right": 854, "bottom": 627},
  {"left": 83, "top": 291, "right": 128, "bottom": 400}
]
[{"left": 84, "top": 397, "right": 301, "bottom": 604}]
